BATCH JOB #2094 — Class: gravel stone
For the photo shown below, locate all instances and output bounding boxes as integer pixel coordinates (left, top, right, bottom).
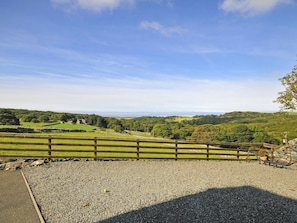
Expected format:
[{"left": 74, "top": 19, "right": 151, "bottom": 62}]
[{"left": 23, "top": 161, "right": 297, "bottom": 223}]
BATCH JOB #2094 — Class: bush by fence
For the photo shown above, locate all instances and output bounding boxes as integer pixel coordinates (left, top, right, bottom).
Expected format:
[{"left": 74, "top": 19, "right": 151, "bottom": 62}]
[{"left": 0, "top": 128, "right": 34, "bottom": 133}]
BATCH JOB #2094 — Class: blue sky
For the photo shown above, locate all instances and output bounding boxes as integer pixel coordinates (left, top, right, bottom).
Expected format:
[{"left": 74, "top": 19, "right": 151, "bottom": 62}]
[{"left": 1, "top": 0, "right": 297, "bottom": 114}]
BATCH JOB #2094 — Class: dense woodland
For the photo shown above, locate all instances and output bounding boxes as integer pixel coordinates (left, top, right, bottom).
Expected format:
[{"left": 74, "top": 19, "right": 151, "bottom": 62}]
[{"left": 1, "top": 108, "right": 297, "bottom": 144}]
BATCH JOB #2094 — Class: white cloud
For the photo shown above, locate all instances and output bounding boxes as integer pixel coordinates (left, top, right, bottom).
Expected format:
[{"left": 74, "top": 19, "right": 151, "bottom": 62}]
[
  {"left": 51, "top": 0, "right": 135, "bottom": 12},
  {"left": 139, "top": 21, "right": 187, "bottom": 36},
  {"left": 220, "top": 0, "right": 292, "bottom": 15}
]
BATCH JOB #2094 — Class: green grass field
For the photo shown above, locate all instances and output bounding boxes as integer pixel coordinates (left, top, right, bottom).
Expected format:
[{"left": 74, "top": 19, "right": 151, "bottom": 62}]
[{"left": 0, "top": 123, "right": 258, "bottom": 160}]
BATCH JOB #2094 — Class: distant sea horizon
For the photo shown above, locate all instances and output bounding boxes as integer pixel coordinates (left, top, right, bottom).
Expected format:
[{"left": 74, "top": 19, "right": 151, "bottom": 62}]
[
  {"left": 67, "top": 111, "right": 225, "bottom": 117},
  {"left": 4, "top": 107, "right": 278, "bottom": 117}
]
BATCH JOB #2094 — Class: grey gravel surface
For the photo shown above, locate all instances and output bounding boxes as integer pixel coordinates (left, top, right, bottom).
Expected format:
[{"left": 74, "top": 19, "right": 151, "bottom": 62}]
[{"left": 23, "top": 161, "right": 297, "bottom": 223}]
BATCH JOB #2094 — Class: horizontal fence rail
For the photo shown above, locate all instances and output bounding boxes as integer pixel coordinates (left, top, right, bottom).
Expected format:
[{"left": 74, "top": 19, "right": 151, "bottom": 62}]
[{"left": 0, "top": 133, "right": 277, "bottom": 161}]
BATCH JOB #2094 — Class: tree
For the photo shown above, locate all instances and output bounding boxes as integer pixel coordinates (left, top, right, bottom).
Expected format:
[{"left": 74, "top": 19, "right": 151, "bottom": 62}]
[
  {"left": 151, "top": 124, "right": 172, "bottom": 138},
  {"left": 275, "top": 63, "right": 297, "bottom": 110},
  {"left": 96, "top": 116, "right": 108, "bottom": 128},
  {"left": 190, "top": 124, "right": 221, "bottom": 141},
  {"left": 0, "top": 109, "right": 20, "bottom": 125},
  {"left": 86, "top": 114, "right": 97, "bottom": 125},
  {"left": 229, "top": 125, "right": 254, "bottom": 142},
  {"left": 173, "top": 125, "right": 194, "bottom": 140},
  {"left": 38, "top": 115, "right": 50, "bottom": 123},
  {"left": 106, "top": 118, "right": 124, "bottom": 132},
  {"left": 22, "top": 114, "right": 36, "bottom": 122},
  {"left": 59, "top": 113, "right": 75, "bottom": 123}
]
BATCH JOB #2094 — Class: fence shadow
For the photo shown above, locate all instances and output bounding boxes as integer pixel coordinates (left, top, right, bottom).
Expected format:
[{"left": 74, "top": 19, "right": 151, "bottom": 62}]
[{"left": 99, "top": 186, "right": 297, "bottom": 223}]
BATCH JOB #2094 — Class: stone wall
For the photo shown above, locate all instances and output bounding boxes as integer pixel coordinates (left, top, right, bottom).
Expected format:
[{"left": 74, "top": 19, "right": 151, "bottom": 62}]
[{"left": 273, "top": 138, "right": 297, "bottom": 165}]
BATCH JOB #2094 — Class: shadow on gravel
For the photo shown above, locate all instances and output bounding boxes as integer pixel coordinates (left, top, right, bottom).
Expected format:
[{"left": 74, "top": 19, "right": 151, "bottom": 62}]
[{"left": 99, "top": 186, "right": 297, "bottom": 223}]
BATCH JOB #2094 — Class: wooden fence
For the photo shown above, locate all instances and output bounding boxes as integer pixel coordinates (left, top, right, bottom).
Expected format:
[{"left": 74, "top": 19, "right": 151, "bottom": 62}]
[{"left": 0, "top": 133, "right": 278, "bottom": 161}]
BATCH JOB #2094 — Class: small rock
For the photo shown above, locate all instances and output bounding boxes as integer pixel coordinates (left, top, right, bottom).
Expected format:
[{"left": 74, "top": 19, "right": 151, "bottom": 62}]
[
  {"left": 5, "top": 161, "right": 23, "bottom": 170},
  {"left": 0, "top": 163, "right": 6, "bottom": 170},
  {"left": 24, "top": 158, "right": 37, "bottom": 163},
  {"left": 0, "top": 158, "right": 18, "bottom": 163},
  {"left": 288, "top": 163, "right": 297, "bottom": 170},
  {"left": 82, "top": 202, "right": 90, "bottom": 207},
  {"left": 31, "top": 159, "right": 45, "bottom": 167}
]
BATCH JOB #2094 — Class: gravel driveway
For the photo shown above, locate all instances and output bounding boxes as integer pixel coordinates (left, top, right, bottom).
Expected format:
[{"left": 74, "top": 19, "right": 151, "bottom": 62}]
[{"left": 23, "top": 161, "right": 297, "bottom": 223}]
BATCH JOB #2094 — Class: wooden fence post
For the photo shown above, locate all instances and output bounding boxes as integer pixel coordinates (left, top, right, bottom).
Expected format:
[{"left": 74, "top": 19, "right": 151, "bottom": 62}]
[
  {"left": 206, "top": 144, "right": 209, "bottom": 161},
  {"left": 48, "top": 136, "right": 52, "bottom": 161},
  {"left": 246, "top": 147, "right": 250, "bottom": 162},
  {"left": 175, "top": 140, "right": 178, "bottom": 160},
  {"left": 271, "top": 148, "right": 275, "bottom": 163},
  {"left": 94, "top": 137, "right": 97, "bottom": 161},
  {"left": 137, "top": 139, "right": 140, "bottom": 160}
]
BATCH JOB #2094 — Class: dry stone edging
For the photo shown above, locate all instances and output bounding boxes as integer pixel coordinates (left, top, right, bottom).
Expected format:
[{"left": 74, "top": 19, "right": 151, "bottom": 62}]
[
  {"left": 0, "top": 158, "right": 49, "bottom": 171},
  {"left": 0, "top": 157, "right": 89, "bottom": 170}
]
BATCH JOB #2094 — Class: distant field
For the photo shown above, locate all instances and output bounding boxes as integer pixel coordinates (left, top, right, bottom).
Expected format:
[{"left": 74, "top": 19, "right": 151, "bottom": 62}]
[
  {"left": 0, "top": 122, "right": 160, "bottom": 139},
  {"left": 172, "top": 116, "right": 194, "bottom": 122},
  {"left": 19, "top": 122, "right": 98, "bottom": 131}
]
